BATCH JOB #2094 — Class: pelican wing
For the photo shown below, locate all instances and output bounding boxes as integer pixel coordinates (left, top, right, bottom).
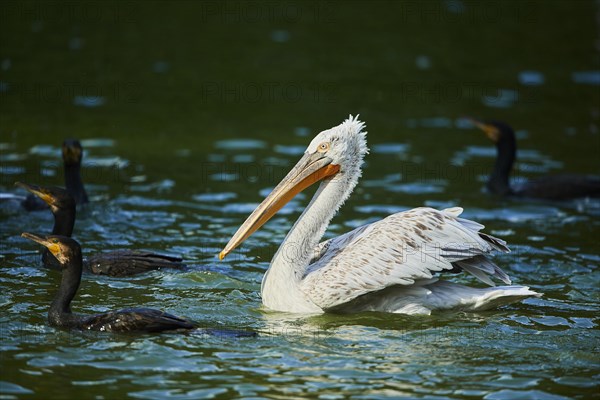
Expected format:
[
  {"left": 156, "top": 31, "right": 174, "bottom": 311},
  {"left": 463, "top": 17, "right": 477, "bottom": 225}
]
[
  {"left": 309, "top": 223, "right": 373, "bottom": 266},
  {"left": 300, "top": 207, "right": 511, "bottom": 310}
]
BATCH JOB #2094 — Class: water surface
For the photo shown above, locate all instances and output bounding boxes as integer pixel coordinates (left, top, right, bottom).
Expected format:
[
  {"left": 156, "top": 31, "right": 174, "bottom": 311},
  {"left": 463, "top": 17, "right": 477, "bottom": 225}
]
[{"left": 1, "top": 1, "right": 599, "bottom": 399}]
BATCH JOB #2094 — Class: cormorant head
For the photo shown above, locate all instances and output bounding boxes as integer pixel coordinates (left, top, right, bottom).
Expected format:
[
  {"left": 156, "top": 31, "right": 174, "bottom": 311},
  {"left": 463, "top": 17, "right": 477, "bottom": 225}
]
[
  {"left": 62, "top": 139, "right": 83, "bottom": 166},
  {"left": 469, "top": 119, "right": 515, "bottom": 144},
  {"left": 468, "top": 118, "right": 517, "bottom": 196},
  {"left": 15, "top": 182, "right": 75, "bottom": 213},
  {"left": 21, "top": 233, "right": 81, "bottom": 266}
]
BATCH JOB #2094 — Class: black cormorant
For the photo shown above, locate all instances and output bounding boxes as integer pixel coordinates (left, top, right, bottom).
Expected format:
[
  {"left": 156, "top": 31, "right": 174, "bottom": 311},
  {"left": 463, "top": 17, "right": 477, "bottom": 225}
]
[
  {"left": 22, "top": 232, "right": 195, "bottom": 333},
  {"left": 16, "top": 182, "right": 186, "bottom": 276},
  {"left": 472, "top": 120, "right": 600, "bottom": 200},
  {"left": 18, "top": 139, "right": 88, "bottom": 211}
]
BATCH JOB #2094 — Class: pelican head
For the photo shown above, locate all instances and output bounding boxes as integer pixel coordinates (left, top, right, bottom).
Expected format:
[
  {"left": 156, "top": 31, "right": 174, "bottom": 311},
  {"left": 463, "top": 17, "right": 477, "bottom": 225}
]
[
  {"left": 304, "top": 115, "right": 368, "bottom": 183},
  {"left": 220, "top": 115, "right": 368, "bottom": 260}
]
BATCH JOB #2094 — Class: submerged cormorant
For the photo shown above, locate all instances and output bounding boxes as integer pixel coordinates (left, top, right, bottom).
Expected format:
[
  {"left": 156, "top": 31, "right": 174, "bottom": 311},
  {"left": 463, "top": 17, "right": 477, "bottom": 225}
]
[
  {"left": 16, "top": 139, "right": 89, "bottom": 211},
  {"left": 16, "top": 182, "right": 186, "bottom": 276},
  {"left": 22, "top": 232, "right": 195, "bottom": 333},
  {"left": 472, "top": 120, "right": 600, "bottom": 200}
]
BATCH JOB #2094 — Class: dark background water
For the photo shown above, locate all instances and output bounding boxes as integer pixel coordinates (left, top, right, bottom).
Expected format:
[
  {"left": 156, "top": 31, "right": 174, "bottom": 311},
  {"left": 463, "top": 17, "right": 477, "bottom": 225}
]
[{"left": 1, "top": 1, "right": 599, "bottom": 399}]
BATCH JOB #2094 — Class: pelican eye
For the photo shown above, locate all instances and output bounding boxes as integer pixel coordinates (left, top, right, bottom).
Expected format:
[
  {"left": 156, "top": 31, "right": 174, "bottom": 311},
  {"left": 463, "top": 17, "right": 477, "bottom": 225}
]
[{"left": 317, "top": 142, "right": 330, "bottom": 153}]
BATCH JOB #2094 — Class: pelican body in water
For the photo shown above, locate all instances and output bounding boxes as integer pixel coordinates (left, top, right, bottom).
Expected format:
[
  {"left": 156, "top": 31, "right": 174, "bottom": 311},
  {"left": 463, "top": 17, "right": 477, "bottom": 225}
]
[
  {"left": 16, "top": 182, "right": 186, "bottom": 276},
  {"left": 472, "top": 120, "right": 600, "bottom": 200},
  {"left": 220, "top": 116, "right": 540, "bottom": 314}
]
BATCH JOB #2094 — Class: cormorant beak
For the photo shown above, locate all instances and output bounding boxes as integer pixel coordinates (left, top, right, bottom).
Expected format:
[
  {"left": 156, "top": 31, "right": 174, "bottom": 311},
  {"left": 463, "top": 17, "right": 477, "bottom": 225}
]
[
  {"left": 15, "top": 182, "right": 54, "bottom": 206},
  {"left": 219, "top": 151, "right": 340, "bottom": 260},
  {"left": 21, "top": 232, "right": 61, "bottom": 259},
  {"left": 468, "top": 118, "right": 500, "bottom": 143}
]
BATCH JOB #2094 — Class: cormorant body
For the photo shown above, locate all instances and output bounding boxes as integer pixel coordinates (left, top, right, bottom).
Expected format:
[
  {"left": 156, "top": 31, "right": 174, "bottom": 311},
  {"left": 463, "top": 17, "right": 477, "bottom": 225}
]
[
  {"left": 86, "top": 250, "right": 186, "bottom": 276},
  {"left": 473, "top": 120, "right": 600, "bottom": 200}
]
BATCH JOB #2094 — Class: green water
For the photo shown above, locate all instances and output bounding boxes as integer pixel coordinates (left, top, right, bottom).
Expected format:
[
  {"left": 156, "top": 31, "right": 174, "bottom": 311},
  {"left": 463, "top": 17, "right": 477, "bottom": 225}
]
[{"left": 1, "top": 1, "right": 599, "bottom": 398}]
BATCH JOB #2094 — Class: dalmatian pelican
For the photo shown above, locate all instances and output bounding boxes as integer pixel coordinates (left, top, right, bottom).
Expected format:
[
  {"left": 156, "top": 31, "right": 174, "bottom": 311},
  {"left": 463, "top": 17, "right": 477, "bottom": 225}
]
[{"left": 220, "top": 116, "right": 540, "bottom": 314}]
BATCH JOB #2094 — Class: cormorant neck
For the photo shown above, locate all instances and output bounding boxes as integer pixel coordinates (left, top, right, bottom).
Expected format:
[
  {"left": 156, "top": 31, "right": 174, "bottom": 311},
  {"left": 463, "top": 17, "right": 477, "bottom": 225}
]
[
  {"left": 51, "top": 207, "right": 75, "bottom": 236},
  {"left": 64, "top": 163, "right": 88, "bottom": 204},
  {"left": 487, "top": 133, "right": 516, "bottom": 196},
  {"left": 48, "top": 249, "right": 83, "bottom": 327}
]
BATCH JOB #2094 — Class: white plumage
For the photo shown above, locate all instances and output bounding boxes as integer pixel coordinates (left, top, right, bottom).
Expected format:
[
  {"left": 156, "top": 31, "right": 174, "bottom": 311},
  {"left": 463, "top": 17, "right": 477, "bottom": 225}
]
[{"left": 220, "top": 116, "right": 541, "bottom": 314}]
